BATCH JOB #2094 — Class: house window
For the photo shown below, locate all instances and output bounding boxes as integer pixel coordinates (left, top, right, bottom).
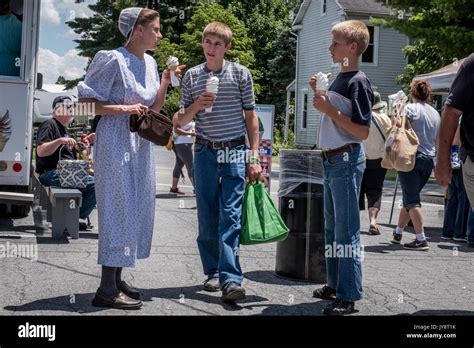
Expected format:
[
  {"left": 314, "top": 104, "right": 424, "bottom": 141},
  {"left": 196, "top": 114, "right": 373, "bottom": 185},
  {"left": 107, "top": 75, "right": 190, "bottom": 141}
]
[
  {"left": 302, "top": 93, "right": 308, "bottom": 129},
  {"left": 321, "top": 0, "right": 327, "bottom": 15},
  {"left": 361, "top": 25, "right": 378, "bottom": 64}
]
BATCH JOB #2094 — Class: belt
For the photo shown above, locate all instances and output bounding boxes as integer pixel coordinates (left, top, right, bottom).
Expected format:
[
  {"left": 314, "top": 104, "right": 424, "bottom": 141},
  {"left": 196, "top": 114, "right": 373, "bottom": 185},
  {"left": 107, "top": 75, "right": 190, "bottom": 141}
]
[
  {"left": 195, "top": 137, "right": 246, "bottom": 149},
  {"left": 321, "top": 143, "right": 360, "bottom": 160}
]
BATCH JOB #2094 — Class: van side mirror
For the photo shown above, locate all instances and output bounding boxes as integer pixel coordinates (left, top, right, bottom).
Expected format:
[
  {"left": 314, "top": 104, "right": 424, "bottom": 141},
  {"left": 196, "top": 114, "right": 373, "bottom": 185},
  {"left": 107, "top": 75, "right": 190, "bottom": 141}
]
[{"left": 36, "top": 73, "right": 43, "bottom": 90}]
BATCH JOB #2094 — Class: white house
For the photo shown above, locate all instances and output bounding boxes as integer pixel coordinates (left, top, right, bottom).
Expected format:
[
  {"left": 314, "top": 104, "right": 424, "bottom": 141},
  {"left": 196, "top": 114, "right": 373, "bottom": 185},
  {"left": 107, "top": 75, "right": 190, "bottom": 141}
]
[{"left": 288, "top": 0, "right": 409, "bottom": 147}]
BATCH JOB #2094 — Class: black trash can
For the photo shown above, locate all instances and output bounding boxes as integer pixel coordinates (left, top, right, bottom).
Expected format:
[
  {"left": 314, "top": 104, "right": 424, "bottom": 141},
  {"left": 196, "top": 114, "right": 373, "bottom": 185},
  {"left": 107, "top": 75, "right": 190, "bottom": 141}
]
[{"left": 275, "top": 150, "right": 326, "bottom": 283}]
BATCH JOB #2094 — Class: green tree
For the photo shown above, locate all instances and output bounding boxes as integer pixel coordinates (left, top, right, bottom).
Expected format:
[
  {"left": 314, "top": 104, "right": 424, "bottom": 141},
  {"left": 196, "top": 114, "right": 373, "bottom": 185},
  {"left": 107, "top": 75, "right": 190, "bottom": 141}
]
[
  {"left": 213, "top": 0, "right": 301, "bottom": 127},
  {"left": 179, "top": 2, "right": 258, "bottom": 83},
  {"left": 372, "top": 0, "right": 474, "bottom": 87},
  {"left": 154, "top": 2, "right": 259, "bottom": 114},
  {"left": 397, "top": 40, "right": 451, "bottom": 88},
  {"left": 266, "top": 27, "right": 297, "bottom": 129},
  {"left": 66, "top": 0, "right": 198, "bottom": 89},
  {"left": 55, "top": 75, "right": 68, "bottom": 85}
]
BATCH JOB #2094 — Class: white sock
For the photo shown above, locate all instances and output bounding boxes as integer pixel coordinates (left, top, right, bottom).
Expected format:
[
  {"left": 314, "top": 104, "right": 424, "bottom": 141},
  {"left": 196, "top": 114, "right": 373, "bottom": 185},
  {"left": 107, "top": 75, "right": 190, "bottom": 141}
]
[
  {"left": 416, "top": 232, "right": 426, "bottom": 241},
  {"left": 395, "top": 227, "right": 403, "bottom": 235}
]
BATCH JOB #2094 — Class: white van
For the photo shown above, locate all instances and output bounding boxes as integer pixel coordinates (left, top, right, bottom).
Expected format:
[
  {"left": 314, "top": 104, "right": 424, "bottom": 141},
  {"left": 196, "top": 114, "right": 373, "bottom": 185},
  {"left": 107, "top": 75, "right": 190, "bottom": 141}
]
[{"left": 33, "top": 84, "right": 76, "bottom": 125}]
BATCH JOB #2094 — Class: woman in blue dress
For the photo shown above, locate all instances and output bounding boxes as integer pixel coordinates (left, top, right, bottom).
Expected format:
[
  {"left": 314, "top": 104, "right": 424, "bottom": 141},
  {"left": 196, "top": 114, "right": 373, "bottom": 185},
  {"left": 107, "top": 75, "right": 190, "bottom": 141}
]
[{"left": 78, "top": 7, "right": 183, "bottom": 310}]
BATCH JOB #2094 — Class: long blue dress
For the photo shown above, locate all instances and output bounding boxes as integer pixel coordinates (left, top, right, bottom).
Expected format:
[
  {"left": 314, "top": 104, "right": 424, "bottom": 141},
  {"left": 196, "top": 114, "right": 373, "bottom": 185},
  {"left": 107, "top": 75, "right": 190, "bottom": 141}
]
[{"left": 78, "top": 48, "right": 160, "bottom": 267}]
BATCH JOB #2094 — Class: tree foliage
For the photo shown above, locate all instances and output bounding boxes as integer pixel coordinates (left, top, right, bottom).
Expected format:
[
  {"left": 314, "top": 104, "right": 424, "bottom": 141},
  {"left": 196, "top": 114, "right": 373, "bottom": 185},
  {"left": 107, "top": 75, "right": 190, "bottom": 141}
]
[
  {"left": 67, "top": 0, "right": 301, "bottom": 123},
  {"left": 373, "top": 0, "right": 474, "bottom": 87}
]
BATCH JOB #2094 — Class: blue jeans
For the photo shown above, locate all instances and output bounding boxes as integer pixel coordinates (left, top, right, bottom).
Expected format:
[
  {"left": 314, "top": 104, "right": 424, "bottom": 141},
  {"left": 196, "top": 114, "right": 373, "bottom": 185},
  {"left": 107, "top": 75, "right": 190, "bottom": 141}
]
[
  {"left": 323, "top": 144, "right": 365, "bottom": 302},
  {"left": 39, "top": 169, "right": 96, "bottom": 220},
  {"left": 442, "top": 169, "right": 468, "bottom": 239},
  {"left": 398, "top": 152, "right": 434, "bottom": 209},
  {"left": 467, "top": 209, "right": 474, "bottom": 243},
  {"left": 193, "top": 143, "right": 246, "bottom": 288}
]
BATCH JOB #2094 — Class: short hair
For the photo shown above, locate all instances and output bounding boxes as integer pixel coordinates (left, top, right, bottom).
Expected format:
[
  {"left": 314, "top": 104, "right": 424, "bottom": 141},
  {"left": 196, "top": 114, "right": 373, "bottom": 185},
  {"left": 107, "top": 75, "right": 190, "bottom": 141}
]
[
  {"left": 136, "top": 8, "right": 160, "bottom": 27},
  {"left": 331, "top": 20, "right": 370, "bottom": 55},
  {"left": 202, "top": 22, "right": 232, "bottom": 45},
  {"left": 410, "top": 80, "right": 432, "bottom": 102}
]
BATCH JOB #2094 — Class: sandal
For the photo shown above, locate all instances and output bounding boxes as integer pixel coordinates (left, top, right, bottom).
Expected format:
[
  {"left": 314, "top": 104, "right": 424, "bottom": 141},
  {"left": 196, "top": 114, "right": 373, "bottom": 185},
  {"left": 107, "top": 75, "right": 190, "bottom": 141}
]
[{"left": 369, "top": 225, "right": 381, "bottom": 235}]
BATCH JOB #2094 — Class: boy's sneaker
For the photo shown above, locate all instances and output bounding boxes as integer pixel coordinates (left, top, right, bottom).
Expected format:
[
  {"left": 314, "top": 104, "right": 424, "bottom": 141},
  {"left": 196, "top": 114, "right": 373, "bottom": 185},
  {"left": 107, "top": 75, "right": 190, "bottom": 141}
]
[
  {"left": 392, "top": 232, "right": 402, "bottom": 244},
  {"left": 441, "top": 236, "right": 452, "bottom": 240},
  {"left": 313, "top": 285, "right": 336, "bottom": 300},
  {"left": 453, "top": 237, "right": 467, "bottom": 242},
  {"left": 323, "top": 299, "right": 356, "bottom": 316},
  {"left": 221, "top": 282, "right": 246, "bottom": 303},
  {"left": 403, "top": 239, "right": 429, "bottom": 251},
  {"left": 203, "top": 277, "right": 220, "bottom": 292}
]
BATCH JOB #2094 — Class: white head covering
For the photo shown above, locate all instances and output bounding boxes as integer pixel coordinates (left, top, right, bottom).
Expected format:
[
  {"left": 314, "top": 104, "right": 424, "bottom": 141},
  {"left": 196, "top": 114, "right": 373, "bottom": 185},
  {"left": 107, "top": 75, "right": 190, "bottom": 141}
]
[{"left": 118, "top": 7, "right": 143, "bottom": 46}]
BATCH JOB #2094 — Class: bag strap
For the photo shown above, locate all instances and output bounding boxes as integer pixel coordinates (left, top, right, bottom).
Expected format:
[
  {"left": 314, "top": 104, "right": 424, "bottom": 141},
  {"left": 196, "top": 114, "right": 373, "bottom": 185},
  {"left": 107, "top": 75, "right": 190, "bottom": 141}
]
[
  {"left": 371, "top": 116, "right": 386, "bottom": 142},
  {"left": 58, "top": 144, "right": 76, "bottom": 161},
  {"left": 58, "top": 144, "right": 65, "bottom": 161}
]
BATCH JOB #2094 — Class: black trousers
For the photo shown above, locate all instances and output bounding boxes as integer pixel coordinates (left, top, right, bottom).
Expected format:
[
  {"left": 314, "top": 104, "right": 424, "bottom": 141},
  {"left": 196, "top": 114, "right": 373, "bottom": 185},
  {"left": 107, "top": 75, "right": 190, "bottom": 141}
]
[{"left": 359, "top": 158, "right": 387, "bottom": 211}]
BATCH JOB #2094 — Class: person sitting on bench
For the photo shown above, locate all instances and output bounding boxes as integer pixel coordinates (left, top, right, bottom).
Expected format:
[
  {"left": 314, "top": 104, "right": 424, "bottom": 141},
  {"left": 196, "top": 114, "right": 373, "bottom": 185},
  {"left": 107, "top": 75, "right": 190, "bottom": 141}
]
[{"left": 35, "top": 96, "right": 96, "bottom": 230}]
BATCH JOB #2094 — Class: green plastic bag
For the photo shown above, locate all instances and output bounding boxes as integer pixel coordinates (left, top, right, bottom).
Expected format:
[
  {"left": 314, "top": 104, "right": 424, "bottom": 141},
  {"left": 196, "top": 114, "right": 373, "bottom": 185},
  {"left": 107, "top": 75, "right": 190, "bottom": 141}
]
[{"left": 241, "top": 182, "right": 289, "bottom": 245}]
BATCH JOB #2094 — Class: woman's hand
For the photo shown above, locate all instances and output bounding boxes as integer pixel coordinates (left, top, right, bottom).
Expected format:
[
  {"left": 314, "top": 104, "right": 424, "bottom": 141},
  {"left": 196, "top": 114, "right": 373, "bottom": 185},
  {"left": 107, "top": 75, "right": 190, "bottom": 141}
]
[
  {"left": 162, "top": 65, "right": 186, "bottom": 86},
  {"left": 174, "top": 65, "right": 186, "bottom": 80},
  {"left": 162, "top": 69, "right": 171, "bottom": 86},
  {"left": 121, "top": 104, "right": 147, "bottom": 115}
]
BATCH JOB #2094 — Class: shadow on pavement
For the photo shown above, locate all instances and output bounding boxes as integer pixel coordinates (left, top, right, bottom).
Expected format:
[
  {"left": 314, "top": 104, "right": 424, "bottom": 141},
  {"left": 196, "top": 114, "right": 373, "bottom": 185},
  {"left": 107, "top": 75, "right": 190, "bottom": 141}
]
[
  {"left": 437, "top": 244, "right": 474, "bottom": 253},
  {"left": 256, "top": 300, "right": 330, "bottom": 316},
  {"left": 244, "top": 270, "right": 321, "bottom": 286},
  {"left": 363, "top": 242, "right": 404, "bottom": 254},
  {"left": 140, "top": 285, "right": 269, "bottom": 312},
  {"left": 4, "top": 293, "right": 109, "bottom": 314},
  {"left": 397, "top": 309, "right": 474, "bottom": 315},
  {"left": 0, "top": 218, "right": 43, "bottom": 236}
]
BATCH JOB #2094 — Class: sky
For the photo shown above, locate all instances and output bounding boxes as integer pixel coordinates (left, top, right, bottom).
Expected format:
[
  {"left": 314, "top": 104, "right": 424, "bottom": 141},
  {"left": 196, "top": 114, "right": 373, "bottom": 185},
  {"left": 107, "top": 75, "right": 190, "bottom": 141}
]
[{"left": 39, "top": 0, "right": 97, "bottom": 85}]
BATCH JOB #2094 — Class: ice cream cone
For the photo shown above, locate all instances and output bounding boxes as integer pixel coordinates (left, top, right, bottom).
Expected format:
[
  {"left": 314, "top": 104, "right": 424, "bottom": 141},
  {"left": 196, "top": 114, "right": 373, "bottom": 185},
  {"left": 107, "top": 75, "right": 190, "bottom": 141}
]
[
  {"left": 167, "top": 56, "right": 181, "bottom": 87},
  {"left": 205, "top": 76, "right": 219, "bottom": 113},
  {"left": 314, "top": 72, "right": 331, "bottom": 97},
  {"left": 316, "top": 89, "right": 326, "bottom": 97}
]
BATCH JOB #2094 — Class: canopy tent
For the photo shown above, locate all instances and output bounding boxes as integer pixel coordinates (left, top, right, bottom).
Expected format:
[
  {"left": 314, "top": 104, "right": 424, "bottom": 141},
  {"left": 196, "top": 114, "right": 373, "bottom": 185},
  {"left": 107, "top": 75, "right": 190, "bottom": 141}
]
[{"left": 412, "top": 58, "right": 466, "bottom": 93}]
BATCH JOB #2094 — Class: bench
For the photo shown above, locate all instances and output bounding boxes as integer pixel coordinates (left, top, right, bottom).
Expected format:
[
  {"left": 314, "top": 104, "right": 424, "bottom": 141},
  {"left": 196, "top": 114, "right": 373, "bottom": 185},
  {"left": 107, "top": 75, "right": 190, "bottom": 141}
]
[{"left": 31, "top": 166, "right": 83, "bottom": 239}]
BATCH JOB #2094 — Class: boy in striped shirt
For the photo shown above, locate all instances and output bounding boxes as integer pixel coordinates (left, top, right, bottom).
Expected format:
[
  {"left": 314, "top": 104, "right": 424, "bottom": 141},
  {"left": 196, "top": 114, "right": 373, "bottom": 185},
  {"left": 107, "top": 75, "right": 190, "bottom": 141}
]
[{"left": 178, "top": 22, "right": 261, "bottom": 303}]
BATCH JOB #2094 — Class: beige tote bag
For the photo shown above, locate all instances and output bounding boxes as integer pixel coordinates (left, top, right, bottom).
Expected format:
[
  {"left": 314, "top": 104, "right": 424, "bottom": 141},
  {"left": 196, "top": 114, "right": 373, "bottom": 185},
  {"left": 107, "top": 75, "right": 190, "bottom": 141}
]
[{"left": 381, "top": 102, "right": 420, "bottom": 172}]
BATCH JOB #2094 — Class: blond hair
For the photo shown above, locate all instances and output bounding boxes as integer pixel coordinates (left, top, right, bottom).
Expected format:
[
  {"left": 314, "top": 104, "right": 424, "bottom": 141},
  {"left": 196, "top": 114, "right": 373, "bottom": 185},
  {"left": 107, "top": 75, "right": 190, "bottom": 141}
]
[
  {"left": 331, "top": 20, "right": 370, "bottom": 55},
  {"left": 202, "top": 22, "right": 232, "bottom": 45}
]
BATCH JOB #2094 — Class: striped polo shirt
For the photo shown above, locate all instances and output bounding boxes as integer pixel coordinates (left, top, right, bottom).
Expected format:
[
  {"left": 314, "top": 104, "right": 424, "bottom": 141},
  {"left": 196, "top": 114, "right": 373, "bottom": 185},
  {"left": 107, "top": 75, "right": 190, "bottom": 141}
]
[{"left": 181, "top": 61, "right": 256, "bottom": 141}]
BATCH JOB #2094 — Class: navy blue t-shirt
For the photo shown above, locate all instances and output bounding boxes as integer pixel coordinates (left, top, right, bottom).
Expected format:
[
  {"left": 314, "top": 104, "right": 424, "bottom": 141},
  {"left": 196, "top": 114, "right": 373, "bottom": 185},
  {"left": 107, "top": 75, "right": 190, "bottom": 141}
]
[
  {"left": 446, "top": 54, "right": 474, "bottom": 157},
  {"left": 318, "top": 70, "right": 373, "bottom": 150}
]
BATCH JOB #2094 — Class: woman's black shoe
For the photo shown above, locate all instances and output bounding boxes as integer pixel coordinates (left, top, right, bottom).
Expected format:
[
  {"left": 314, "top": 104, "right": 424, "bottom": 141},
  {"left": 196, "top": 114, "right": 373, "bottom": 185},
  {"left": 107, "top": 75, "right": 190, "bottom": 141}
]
[
  {"left": 91, "top": 289, "right": 142, "bottom": 310},
  {"left": 117, "top": 281, "right": 140, "bottom": 300}
]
